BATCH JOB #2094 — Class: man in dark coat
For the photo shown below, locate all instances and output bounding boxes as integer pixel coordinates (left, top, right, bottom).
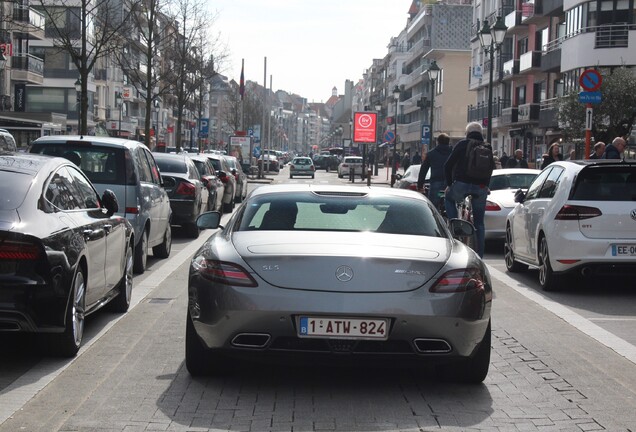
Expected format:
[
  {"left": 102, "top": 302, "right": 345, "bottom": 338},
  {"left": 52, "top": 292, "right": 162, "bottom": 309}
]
[
  {"left": 505, "top": 149, "right": 529, "bottom": 168},
  {"left": 417, "top": 134, "right": 452, "bottom": 209},
  {"left": 589, "top": 142, "right": 605, "bottom": 159},
  {"left": 602, "top": 137, "right": 626, "bottom": 159}
]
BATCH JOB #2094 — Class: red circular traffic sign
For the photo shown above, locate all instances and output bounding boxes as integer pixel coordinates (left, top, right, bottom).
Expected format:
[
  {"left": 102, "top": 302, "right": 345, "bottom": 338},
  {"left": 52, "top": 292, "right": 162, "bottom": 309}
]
[{"left": 579, "top": 69, "right": 602, "bottom": 91}]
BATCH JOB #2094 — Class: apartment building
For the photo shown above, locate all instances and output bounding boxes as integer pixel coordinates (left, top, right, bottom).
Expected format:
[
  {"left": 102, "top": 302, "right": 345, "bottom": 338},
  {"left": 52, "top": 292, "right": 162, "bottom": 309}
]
[{"left": 470, "top": 0, "right": 636, "bottom": 165}]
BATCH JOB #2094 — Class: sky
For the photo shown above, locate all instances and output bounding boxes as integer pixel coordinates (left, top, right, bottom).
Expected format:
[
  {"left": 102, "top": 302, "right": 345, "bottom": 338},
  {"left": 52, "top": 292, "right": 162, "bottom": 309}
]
[{"left": 209, "top": 0, "right": 412, "bottom": 103}]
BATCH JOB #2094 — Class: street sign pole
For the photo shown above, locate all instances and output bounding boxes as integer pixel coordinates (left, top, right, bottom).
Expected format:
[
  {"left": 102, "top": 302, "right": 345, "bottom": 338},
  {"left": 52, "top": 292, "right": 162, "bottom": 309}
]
[{"left": 585, "top": 103, "right": 593, "bottom": 159}]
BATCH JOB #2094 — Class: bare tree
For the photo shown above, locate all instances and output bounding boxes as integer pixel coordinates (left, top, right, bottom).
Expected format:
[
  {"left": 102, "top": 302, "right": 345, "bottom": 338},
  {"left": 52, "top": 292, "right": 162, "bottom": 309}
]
[{"left": 35, "top": 0, "right": 135, "bottom": 134}]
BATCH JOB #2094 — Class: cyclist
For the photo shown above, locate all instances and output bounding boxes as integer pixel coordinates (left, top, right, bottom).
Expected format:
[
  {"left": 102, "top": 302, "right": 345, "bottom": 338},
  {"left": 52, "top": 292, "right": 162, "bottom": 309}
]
[
  {"left": 443, "top": 122, "right": 493, "bottom": 258},
  {"left": 417, "top": 133, "right": 452, "bottom": 211}
]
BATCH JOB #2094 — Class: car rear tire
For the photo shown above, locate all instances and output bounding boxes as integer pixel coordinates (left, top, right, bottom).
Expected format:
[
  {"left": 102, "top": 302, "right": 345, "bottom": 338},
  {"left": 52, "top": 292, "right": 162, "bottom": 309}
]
[
  {"left": 133, "top": 229, "right": 148, "bottom": 274},
  {"left": 504, "top": 225, "right": 527, "bottom": 272},
  {"left": 186, "top": 311, "right": 231, "bottom": 376},
  {"left": 441, "top": 320, "right": 491, "bottom": 384},
  {"left": 109, "top": 243, "right": 133, "bottom": 313},
  {"left": 185, "top": 222, "right": 199, "bottom": 239},
  {"left": 152, "top": 224, "right": 172, "bottom": 259},
  {"left": 47, "top": 267, "right": 86, "bottom": 357},
  {"left": 539, "top": 235, "right": 562, "bottom": 291},
  {"left": 223, "top": 199, "right": 233, "bottom": 214}
]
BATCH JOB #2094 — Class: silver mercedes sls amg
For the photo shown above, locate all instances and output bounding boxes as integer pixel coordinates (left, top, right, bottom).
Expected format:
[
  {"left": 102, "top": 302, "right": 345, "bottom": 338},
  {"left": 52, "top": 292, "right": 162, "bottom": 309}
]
[{"left": 186, "top": 184, "right": 492, "bottom": 383}]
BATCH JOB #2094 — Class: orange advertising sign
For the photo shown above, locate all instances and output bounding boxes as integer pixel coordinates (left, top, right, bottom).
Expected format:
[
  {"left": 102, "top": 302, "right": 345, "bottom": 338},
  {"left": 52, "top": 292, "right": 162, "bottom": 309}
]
[{"left": 353, "top": 112, "right": 377, "bottom": 143}]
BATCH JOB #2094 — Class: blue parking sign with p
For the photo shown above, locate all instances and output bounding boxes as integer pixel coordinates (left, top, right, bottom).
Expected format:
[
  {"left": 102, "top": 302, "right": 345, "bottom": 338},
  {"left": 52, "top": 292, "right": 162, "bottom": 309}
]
[{"left": 421, "top": 124, "right": 431, "bottom": 146}]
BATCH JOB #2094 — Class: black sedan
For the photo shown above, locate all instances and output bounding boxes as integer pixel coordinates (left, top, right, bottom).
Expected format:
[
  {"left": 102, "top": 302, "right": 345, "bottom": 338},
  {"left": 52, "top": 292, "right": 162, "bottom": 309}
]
[
  {"left": 153, "top": 153, "right": 207, "bottom": 238},
  {"left": 0, "top": 153, "right": 134, "bottom": 357}
]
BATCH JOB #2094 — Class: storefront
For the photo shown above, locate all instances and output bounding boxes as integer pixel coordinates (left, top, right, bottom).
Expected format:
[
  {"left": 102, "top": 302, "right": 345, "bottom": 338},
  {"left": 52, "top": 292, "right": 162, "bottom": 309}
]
[{"left": 0, "top": 112, "right": 66, "bottom": 149}]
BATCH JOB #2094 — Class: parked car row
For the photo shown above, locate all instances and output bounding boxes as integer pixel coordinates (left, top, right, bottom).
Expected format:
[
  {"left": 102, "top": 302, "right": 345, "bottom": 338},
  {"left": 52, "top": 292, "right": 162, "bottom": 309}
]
[{"left": 1, "top": 137, "right": 252, "bottom": 357}]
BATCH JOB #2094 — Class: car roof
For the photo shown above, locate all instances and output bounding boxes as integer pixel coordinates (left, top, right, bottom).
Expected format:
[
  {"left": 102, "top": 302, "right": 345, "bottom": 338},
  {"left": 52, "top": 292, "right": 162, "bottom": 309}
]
[
  {"left": 492, "top": 168, "right": 541, "bottom": 175},
  {"left": 247, "top": 184, "right": 427, "bottom": 201},
  {"left": 32, "top": 135, "right": 148, "bottom": 151},
  {"left": 0, "top": 153, "right": 73, "bottom": 176}
]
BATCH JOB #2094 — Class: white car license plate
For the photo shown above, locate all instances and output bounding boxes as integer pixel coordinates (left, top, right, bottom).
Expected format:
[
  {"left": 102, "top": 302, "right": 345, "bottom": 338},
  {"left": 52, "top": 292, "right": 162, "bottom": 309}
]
[
  {"left": 298, "top": 317, "right": 388, "bottom": 339},
  {"left": 611, "top": 244, "right": 636, "bottom": 256}
]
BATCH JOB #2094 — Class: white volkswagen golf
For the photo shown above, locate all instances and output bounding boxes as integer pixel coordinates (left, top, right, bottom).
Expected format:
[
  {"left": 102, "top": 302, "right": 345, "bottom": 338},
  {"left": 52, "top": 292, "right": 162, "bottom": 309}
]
[{"left": 504, "top": 160, "right": 636, "bottom": 291}]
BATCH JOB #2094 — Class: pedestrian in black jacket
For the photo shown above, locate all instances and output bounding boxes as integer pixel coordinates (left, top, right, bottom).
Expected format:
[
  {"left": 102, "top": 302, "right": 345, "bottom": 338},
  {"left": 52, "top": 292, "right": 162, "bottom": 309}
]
[
  {"left": 589, "top": 142, "right": 605, "bottom": 159},
  {"left": 602, "top": 137, "right": 626, "bottom": 159},
  {"left": 541, "top": 143, "right": 563, "bottom": 169},
  {"left": 417, "top": 134, "right": 452, "bottom": 207},
  {"left": 505, "top": 149, "right": 529, "bottom": 168}
]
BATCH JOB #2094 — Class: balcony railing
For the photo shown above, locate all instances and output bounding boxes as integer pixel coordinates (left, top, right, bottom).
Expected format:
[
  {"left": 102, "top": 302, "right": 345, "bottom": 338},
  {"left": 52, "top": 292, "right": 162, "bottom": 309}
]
[
  {"left": 11, "top": 53, "right": 44, "bottom": 75},
  {"left": 502, "top": 58, "right": 519, "bottom": 79},
  {"left": 519, "top": 50, "right": 541, "bottom": 72},
  {"left": 12, "top": 5, "right": 45, "bottom": 30},
  {"left": 595, "top": 24, "right": 634, "bottom": 48},
  {"left": 517, "top": 103, "right": 540, "bottom": 123}
]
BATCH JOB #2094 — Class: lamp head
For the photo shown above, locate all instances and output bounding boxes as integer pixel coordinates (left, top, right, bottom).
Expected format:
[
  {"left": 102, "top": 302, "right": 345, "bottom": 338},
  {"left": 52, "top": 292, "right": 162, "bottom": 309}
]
[
  {"left": 427, "top": 60, "right": 440, "bottom": 81},
  {"left": 392, "top": 85, "right": 401, "bottom": 100},
  {"left": 491, "top": 16, "right": 508, "bottom": 46},
  {"left": 479, "top": 20, "right": 492, "bottom": 48},
  {"left": 74, "top": 79, "right": 82, "bottom": 92}
]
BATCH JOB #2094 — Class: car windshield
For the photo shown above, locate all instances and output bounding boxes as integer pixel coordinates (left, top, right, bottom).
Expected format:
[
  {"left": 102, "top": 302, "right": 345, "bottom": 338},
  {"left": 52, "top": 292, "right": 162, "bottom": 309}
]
[
  {"left": 489, "top": 173, "right": 538, "bottom": 190},
  {"left": 571, "top": 166, "right": 636, "bottom": 201},
  {"left": 237, "top": 192, "right": 445, "bottom": 236}
]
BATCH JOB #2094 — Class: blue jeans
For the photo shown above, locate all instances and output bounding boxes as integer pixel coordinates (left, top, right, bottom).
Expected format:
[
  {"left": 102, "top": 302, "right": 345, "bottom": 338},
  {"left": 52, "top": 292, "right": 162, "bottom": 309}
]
[
  {"left": 427, "top": 180, "right": 446, "bottom": 210},
  {"left": 444, "top": 181, "right": 489, "bottom": 258}
]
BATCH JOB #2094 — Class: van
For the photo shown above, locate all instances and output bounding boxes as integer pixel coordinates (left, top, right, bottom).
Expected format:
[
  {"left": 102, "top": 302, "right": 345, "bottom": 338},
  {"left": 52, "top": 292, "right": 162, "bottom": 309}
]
[
  {"left": 0, "top": 129, "right": 16, "bottom": 152},
  {"left": 29, "top": 136, "right": 172, "bottom": 274}
]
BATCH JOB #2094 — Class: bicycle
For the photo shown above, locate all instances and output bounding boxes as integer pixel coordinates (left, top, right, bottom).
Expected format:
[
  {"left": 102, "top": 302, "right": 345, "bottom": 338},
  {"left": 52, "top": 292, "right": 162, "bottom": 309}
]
[{"left": 441, "top": 190, "right": 477, "bottom": 251}]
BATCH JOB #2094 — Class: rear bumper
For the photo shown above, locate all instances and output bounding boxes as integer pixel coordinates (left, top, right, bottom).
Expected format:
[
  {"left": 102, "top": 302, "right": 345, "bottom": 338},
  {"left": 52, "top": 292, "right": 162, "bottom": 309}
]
[
  {"left": 169, "top": 199, "right": 199, "bottom": 225},
  {"left": 549, "top": 233, "right": 636, "bottom": 274},
  {"left": 0, "top": 281, "right": 67, "bottom": 333}
]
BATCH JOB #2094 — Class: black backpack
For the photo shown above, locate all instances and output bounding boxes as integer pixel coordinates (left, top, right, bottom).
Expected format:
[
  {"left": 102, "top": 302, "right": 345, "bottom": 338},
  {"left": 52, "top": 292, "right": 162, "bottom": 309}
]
[{"left": 464, "top": 139, "right": 494, "bottom": 180}]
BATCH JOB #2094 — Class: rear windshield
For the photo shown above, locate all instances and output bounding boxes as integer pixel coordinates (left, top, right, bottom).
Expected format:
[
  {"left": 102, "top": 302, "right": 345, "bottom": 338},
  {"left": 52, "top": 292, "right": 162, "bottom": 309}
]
[
  {"left": 0, "top": 170, "right": 32, "bottom": 210},
  {"left": 155, "top": 157, "right": 187, "bottom": 174},
  {"left": 293, "top": 158, "right": 311, "bottom": 165},
  {"left": 30, "top": 143, "right": 128, "bottom": 186},
  {"left": 237, "top": 192, "right": 445, "bottom": 236},
  {"left": 571, "top": 166, "right": 636, "bottom": 201}
]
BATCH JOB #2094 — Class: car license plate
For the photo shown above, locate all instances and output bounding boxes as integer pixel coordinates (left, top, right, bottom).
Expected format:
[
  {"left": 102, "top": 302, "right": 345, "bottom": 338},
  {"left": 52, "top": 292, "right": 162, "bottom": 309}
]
[
  {"left": 298, "top": 317, "right": 388, "bottom": 339},
  {"left": 611, "top": 244, "right": 636, "bottom": 256}
]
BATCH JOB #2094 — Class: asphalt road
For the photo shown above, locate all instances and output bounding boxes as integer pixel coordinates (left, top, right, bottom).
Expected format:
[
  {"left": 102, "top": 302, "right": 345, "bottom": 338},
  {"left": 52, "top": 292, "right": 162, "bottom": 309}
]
[{"left": 2, "top": 166, "right": 636, "bottom": 431}]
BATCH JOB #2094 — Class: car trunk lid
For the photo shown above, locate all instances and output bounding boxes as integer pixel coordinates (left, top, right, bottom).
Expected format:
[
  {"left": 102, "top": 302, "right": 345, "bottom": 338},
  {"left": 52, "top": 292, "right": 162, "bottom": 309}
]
[{"left": 232, "top": 231, "right": 449, "bottom": 293}]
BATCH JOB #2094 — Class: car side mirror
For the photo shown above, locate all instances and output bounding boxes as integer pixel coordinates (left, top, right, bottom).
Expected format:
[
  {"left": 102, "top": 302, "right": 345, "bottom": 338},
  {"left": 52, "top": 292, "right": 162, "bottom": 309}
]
[
  {"left": 395, "top": 173, "right": 403, "bottom": 181},
  {"left": 514, "top": 188, "right": 526, "bottom": 203},
  {"left": 448, "top": 218, "right": 475, "bottom": 238},
  {"left": 101, "top": 189, "right": 119, "bottom": 216},
  {"left": 196, "top": 211, "right": 222, "bottom": 230}
]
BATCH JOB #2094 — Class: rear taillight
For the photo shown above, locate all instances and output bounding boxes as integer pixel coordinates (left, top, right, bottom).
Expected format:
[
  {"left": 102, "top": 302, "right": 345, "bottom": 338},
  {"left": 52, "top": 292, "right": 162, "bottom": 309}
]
[
  {"left": 0, "top": 240, "right": 40, "bottom": 260},
  {"left": 218, "top": 173, "right": 228, "bottom": 184},
  {"left": 407, "top": 184, "right": 417, "bottom": 191},
  {"left": 192, "top": 257, "right": 257, "bottom": 287},
  {"left": 310, "top": 166, "right": 315, "bottom": 171},
  {"left": 175, "top": 182, "right": 196, "bottom": 196},
  {"left": 555, "top": 205, "right": 602, "bottom": 220},
  {"left": 485, "top": 201, "right": 501, "bottom": 211},
  {"left": 125, "top": 206, "right": 139, "bottom": 214},
  {"left": 430, "top": 268, "right": 485, "bottom": 293}
]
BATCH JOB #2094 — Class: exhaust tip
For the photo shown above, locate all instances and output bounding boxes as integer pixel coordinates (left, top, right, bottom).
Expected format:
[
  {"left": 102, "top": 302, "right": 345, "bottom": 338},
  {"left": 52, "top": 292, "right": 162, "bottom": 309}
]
[
  {"left": 413, "top": 338, "right": 452, "bottom": 354},
  {"left": 231, "top": 333, "right": 271, "bottom": 348}
]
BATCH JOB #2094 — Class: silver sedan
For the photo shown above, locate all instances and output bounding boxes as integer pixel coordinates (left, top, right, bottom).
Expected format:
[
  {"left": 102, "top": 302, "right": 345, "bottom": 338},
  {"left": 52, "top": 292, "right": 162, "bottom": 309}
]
[{"left": 186, "top": 185, "right": 492, "bottom": 383}]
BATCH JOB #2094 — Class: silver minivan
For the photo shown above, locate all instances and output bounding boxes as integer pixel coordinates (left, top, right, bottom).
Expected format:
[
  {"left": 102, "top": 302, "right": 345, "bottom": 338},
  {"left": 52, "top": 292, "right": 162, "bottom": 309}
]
[{"left": 29, "top": 136, "right": 172, "bottom": 274}]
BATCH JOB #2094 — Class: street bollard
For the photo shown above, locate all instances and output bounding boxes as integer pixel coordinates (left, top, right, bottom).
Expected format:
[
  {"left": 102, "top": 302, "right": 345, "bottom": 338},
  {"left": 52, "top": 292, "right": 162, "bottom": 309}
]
[
  {"left": 367, "top": 168, "right": 372, "bottom": 186},
  {"left": 349, "top": 166, "right": 355, "bottom": 183}
]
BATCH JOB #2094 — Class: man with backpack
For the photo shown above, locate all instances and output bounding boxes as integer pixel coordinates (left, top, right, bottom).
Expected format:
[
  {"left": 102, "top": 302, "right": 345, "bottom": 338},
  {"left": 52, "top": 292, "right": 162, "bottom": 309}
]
[
  {"left": 417, "top": 133, "right": 452, "bottom": 210},
  {"left": 443, "top": 122, "right": 495, "bottom": 258}
]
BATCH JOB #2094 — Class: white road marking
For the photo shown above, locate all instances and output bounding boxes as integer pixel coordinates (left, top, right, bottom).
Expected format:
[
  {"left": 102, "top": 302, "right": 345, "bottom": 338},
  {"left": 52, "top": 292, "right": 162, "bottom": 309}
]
[{"left": 487, "top": 265, "right": 636, "bottom": 365}]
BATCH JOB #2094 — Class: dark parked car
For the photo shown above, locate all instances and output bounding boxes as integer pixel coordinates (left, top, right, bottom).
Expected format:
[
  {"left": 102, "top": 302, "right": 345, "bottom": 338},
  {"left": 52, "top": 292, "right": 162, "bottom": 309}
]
[
  {"left": 188, "top": 154, "right": 225, "bottom": 213},
  {"left": 29, "top": 136, "right": 172, "bottom": 274},
  {"left": 312, "top": 154, "right": 339, "bottom": 171},
  {"left": 0, "top": 153, "right": 134, "bottom": 356},
  {"left": 153, "top": 153, "right": 207, "bottom": 238}
]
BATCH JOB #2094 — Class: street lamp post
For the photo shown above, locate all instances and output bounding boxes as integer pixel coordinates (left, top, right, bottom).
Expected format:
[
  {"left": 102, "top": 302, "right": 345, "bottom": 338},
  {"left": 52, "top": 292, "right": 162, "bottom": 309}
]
[
  {"left": 0, "top": 52, "right": 7, "bottom": 111},
  {"left": 391, "top": 85, "right": 400, "bottom": 187},
  {"left": 374, "top": 103, "right": 382, "bottom": 176},
  {"left": 479, "top": 16, "right": 508, "bottom": 144},
  {"left": 75, "top": 79, "right": 82, "bottom": 135},
  {"left": 426, "top": 61, "right": 440, "bottom": 150},
  {"left": 115, "top": 91, "right": 123, "bottom": 138}
]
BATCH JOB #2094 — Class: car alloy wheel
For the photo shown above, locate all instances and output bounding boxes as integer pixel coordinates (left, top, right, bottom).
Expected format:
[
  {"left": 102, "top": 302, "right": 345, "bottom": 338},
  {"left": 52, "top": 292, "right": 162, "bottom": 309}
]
[
  {"left": 539, "top": 235, "right": 560, "bottom": 291},
  {"left": 110, "top": 243, "right": 134, "bottom": 313},
  {"left": 133, "top": 229, "right": 148, "bottom": 274},
  {"left": 504, "top": 225, "right": 527, "bottom": 272}
]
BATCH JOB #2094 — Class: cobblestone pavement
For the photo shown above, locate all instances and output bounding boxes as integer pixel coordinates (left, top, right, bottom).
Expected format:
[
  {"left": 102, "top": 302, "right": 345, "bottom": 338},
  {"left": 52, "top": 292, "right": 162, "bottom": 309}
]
[{"left": 1, "top": 232, "right": 636, "bottom": 431}]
